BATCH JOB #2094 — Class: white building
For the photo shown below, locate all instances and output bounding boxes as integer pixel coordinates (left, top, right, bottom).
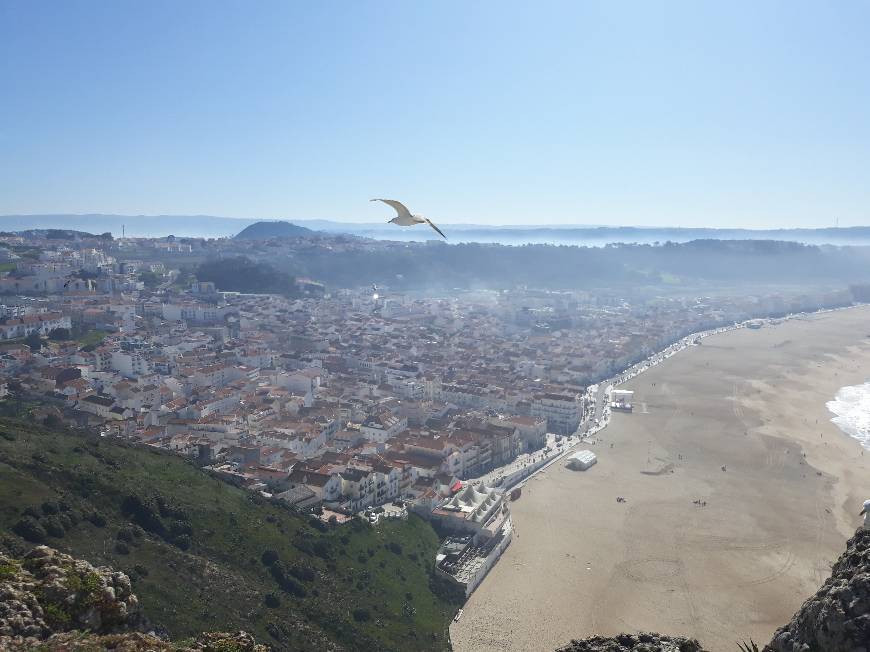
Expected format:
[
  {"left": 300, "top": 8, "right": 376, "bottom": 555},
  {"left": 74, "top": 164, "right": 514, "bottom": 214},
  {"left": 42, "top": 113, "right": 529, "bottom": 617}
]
[{"left": 531, "top": 392, "right": 584, "bottom": 434}]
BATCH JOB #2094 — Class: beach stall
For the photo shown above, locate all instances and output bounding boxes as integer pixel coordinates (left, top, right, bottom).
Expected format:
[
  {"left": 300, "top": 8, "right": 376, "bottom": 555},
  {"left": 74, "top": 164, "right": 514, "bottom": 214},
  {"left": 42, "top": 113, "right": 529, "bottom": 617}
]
[
  {"left": 611, "top": 389, "right": 634, "bottom": 412},
  {"left": 567, "top": 450, "right": 597, "bottom": 471}
]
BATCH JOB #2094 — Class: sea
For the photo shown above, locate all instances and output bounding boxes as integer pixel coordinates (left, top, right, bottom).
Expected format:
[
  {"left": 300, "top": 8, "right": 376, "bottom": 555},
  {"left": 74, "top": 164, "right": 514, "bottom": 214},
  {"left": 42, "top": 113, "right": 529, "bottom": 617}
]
[{"left": 827, "top": 382, "right": 870, "bottom": 449}]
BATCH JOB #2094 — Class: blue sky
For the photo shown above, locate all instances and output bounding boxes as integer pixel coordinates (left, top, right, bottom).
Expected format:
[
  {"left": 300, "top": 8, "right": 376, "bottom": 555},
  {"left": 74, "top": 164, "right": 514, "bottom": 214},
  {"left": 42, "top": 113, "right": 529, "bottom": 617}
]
[{"left": 1, "top": 1, "right": 868, "bottom": 228}]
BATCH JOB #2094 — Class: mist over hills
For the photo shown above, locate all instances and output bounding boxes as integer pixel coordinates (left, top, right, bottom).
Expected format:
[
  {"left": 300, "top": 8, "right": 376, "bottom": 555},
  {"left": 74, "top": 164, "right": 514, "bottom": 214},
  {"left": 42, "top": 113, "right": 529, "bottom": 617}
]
[{"left": 4, "top": 214, "right": 870, "bottom": 246}]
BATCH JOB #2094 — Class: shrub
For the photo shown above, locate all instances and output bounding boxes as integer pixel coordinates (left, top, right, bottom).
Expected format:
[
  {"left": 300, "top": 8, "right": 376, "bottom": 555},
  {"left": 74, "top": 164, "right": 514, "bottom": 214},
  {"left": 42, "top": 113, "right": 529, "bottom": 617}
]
[
  {"left": 169, "top": 519, "right": 192, "bottom": 538},
  {"left": 269, "top": 562, "right": 307, "bottom": 597},
  {"left": 352, "top": 608, "right": 371, "bottom": 622},
  {"left": 264, "top": 593, "right": 281, "bottom": 608},
  {"left": 41, "top": 501, "right": 60, "bottom": 515},
  {"left": 261, "top": 549, "right": 279, "bottom": 566},
  {"left": 173, "top": 534, "right": 191, "bottom": 550},
  {"left": 114, "top": 541, "right": 130, "bottom": 555},
  {"left": 43, "top": 516, "right": 66, "bottom": 538},
  {"left": 86, "top": 511, "right": 106, "bottom": 527},
  {"left": 386, "top": 542, "right": 403, "bottom": 555},
  {"left": 312, "top": 540, "right": 331, "bottom": 560},
  {"left": 289, "top": 565, "right": 315, "bottom": 582},
  {"left": 133, "top": 564, "right": 149, "bottom": 577},
  {"left": 116, "top": 528, "right": 134, "bottom": 543},
  {"left": 121, "top": 494, "right": 166, "bottom": 537},
  {"left": 42, "top": 602, "right": 71, "bottom": 628},
  {"left": 23, "top": 506, "right": 41, "bottom": 519}
]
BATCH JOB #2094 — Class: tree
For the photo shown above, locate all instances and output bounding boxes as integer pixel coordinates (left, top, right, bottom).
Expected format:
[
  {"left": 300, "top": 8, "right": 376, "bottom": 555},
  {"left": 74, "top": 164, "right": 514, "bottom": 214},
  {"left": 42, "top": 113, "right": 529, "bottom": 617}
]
[
  {"left": 138, "top": 270, "right": 161, "bottom": 288},
  {"left": 24, "top": 331, "right": 42, "bottom": 351},
  {"left": 48, "top": 328, "right": 71, "bottom": 341},
  {"left": 195, "top": 256, "right": 298, "bottom": 296}
]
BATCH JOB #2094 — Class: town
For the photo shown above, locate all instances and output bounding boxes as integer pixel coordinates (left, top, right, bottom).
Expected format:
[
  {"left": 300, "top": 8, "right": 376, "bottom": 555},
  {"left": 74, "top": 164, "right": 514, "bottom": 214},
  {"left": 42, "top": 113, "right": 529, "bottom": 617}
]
[{"left": 0, "top": 228, "right": 861, "bottom": 596}]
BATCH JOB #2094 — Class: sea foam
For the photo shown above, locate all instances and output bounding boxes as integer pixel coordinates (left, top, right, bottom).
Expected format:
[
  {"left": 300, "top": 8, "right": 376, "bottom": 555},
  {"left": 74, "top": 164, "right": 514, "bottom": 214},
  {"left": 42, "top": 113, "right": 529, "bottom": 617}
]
[{"left": 827, "top": 382, "right": 870, "bottom": 449}]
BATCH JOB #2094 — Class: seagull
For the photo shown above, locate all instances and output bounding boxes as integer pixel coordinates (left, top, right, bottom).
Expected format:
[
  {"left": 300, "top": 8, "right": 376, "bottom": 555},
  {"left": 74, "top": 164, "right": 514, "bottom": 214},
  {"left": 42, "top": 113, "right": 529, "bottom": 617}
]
[
  {"left": 861, "top": 500, "right": 870, "bottom": 528},
  {"left": 370, "top": 199, "right": 446, "bottom": 239}
]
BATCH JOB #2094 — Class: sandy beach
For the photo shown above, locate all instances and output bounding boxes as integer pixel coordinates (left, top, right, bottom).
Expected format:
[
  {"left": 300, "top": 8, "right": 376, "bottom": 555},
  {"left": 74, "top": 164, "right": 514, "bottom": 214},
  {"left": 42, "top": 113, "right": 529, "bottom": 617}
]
[{"left": 451, "top": 305, "right": 870, "bottom": 652}]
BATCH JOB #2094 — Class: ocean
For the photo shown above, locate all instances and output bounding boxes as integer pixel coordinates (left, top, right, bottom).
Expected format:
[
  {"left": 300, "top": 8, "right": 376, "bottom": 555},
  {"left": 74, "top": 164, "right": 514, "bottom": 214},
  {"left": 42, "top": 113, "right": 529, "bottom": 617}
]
[{"left": 827, "top": 382, "right": 870, "bottom": 449}]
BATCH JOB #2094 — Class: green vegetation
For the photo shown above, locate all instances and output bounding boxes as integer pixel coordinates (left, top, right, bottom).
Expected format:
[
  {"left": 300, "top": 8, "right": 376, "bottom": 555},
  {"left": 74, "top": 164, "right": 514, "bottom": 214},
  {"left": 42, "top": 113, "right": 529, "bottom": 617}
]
[
  {"left": 195, "top": 256, "right": 299, "bottom": 296},
  {"left": 25, "top": 331, "right": 43, "bottom": 351},
  {"left": 76, "top": 329, "right": 108, "bottom": 350},
  {"left": 138, "top": 270, "right": 162, "bottom": 288},
  {"left": 0, "top": 262, "right": 16, "bottom": 273},
  {"left": 234, "top": 221, "right": 313, "bottom": 240},
  {"left": 0, "top": 414, "right": 458, "bottom": 650}
]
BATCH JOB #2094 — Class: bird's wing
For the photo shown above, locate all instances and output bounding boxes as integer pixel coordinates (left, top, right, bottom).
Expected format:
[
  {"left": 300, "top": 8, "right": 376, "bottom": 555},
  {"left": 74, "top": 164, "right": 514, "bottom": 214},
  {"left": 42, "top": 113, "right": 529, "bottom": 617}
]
[
  {"left": 371, "top": 198, "right": 413, "bottom": 220},
  {"left": 424, "top": 218, "right": 447, "bottom": 239}
]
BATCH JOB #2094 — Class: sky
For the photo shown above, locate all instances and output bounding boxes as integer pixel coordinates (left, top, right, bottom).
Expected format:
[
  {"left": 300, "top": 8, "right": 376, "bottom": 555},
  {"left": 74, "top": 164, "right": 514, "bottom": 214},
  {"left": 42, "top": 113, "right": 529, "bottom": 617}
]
[{"left": 1, "top": 1, "right": 869, "bottom": 229}]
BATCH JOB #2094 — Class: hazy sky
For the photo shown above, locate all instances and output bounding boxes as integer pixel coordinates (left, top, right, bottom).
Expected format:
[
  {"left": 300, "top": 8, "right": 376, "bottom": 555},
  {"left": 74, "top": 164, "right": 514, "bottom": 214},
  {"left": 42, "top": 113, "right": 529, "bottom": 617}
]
[{"left": 1, "top": 1, "right": 868, "bottom": 228}]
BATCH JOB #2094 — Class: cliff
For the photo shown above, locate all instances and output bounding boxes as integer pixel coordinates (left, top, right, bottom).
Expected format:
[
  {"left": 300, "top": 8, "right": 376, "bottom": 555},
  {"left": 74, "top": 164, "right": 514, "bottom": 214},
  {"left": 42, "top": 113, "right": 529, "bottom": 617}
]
[{"left": 764, "top": 527, "right": 870, "bottom": 652}]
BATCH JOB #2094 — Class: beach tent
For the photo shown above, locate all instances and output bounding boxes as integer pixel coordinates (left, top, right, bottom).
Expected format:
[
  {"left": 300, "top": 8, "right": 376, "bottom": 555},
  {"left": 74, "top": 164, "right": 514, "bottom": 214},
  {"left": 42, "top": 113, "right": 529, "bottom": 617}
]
[{"left": 567, "top": 450, "right": 597, "bottom": 471}]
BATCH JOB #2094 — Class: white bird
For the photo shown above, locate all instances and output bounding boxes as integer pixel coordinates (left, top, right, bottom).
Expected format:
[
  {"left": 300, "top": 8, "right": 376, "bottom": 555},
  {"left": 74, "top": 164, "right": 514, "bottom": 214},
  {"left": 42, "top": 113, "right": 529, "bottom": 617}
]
[
  {"left": 861, "top": 500, "right": 870, "bottom": 528},
  {"left": 370, "top": 199, "right": 446, "bottom": 239}
]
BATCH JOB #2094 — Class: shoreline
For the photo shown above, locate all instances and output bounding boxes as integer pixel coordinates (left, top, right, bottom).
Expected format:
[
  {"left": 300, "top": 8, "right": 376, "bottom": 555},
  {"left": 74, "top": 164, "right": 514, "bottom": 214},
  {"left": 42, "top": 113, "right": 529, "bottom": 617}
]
[
  {"left": 472, "top": 304, "right": 864, "bottom": 497},
  {"left": 451, "top": 304, "right": 870, "bottom": 652}
]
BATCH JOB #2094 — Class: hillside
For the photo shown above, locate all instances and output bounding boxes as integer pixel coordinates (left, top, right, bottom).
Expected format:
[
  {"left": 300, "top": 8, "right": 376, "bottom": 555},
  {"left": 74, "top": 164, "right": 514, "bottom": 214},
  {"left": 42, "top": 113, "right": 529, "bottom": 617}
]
[
  {"left": 0, "top": 414, "right": 459, "bottom": 651},
  {"left": 235, "top": 221, "right": 315, "bottom": 240}
]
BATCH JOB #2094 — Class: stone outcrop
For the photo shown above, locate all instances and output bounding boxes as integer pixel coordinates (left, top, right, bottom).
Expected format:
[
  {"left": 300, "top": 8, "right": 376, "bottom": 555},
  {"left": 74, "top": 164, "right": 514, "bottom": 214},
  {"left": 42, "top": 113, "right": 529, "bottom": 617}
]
[
  {"left": 0, "top": 545, "right": 139, "bottom": 645},
  {"left": 2, "top": 630, "right": 268, "bottom": 651},
  {"left": 0, "top": 546, "right": 266, "bottom": 651},
  {"left": 557, "top": 633, "right": 706, "bottom": 652},
  {"left": 764, "top": 527, "right": 870, "bottom": 652}
]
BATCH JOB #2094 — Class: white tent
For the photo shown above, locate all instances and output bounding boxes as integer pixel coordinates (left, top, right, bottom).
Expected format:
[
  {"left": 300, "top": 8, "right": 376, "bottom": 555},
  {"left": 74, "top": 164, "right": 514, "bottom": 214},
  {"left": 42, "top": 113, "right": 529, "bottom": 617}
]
[{"left": 567, "top": 449, "right": 597, "bottom": 471}]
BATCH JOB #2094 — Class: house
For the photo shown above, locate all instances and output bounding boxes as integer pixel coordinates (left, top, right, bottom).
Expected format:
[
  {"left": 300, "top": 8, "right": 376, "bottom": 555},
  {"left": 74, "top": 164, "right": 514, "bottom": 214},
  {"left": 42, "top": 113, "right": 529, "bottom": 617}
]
[{"left": 360, "top": 412, "right": 407, "bottom": 443}]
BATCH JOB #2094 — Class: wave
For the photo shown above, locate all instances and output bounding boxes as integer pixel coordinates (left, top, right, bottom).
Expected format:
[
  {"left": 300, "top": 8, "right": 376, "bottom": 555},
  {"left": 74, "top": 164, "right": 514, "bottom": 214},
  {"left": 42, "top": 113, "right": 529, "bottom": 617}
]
[{"left": 827, "top": 382, "right": 870, "bottom": 449}]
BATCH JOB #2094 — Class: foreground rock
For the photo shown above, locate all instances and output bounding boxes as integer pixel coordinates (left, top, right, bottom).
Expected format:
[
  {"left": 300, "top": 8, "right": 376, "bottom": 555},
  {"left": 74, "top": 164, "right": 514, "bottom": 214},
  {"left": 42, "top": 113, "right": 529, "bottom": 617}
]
[
  {"left": 0, "top": 546, "right": 266, "bottom": 651},
  {"left": 764, "top": 527, "right": 870, "bottom": 652},
  {"left": 1, "top": 630, "right": 268, "bottom": 651},
  {"left": 557, "top": 633, "right": 706, "bottom": 652},
  {"left": 0, "top": 545, "right": 139, "bottom": 645}
]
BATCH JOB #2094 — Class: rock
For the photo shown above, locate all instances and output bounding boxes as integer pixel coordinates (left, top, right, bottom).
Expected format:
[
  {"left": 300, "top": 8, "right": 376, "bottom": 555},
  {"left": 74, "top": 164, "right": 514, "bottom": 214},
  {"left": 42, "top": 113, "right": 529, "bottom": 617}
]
[
  {"left": 0, "top": 630, "right": 269, "bottom": 651},
  {"left": 0, "top": 546, "right": 140, "bottom": 648},
  {"left": 765, "top": 528, "right": 870, "bottom": 652},
  {"left": 557, "top": 633, "right": 706, "bottom": 652},
  {"left": 0, "top": 547, "right": 268, "bottom": 651}
]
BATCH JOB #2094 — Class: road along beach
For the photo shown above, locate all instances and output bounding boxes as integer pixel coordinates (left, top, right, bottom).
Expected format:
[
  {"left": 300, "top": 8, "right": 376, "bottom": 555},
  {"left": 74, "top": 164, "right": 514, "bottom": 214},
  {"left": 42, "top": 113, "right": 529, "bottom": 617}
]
[{"left": 451, "top": 305, "right": 870, "bottom": 652}]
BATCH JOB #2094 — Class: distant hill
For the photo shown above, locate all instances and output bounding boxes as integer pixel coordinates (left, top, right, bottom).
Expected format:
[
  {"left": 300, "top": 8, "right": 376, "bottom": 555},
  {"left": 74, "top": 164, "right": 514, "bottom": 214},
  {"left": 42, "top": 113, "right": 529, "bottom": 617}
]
[
  {"left": 234, "top": 221, "right": 315, "bottom": 240},
  {"left": 0, "top": 412, "right": 459, "bottom": 651},
  {"left": 6, "top": 213, "right": 870, "bottom": 246},
  {"left": 0, "top": 214, "right": 261, "bottom": 239}
]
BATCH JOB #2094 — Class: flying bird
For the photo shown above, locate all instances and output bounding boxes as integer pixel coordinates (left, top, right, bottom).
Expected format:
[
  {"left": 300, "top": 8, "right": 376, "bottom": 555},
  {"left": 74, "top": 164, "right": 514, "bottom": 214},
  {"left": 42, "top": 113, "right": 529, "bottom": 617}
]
[{"left": 370, "top": 199, "right": 446, "bottom": 239}]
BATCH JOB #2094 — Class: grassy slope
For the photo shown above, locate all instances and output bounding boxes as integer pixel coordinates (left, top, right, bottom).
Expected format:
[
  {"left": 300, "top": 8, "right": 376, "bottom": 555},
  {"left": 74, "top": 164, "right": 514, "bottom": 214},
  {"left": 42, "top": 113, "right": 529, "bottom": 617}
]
[{"left": 0, "top": 415, "right": 458, "bottom": 651}]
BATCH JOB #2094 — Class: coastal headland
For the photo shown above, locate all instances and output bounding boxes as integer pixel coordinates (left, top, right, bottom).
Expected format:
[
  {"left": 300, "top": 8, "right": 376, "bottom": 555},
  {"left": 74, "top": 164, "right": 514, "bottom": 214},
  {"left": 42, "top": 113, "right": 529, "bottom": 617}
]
[{"left": 452, "top": 305, "right": 870, "bottom": 652}]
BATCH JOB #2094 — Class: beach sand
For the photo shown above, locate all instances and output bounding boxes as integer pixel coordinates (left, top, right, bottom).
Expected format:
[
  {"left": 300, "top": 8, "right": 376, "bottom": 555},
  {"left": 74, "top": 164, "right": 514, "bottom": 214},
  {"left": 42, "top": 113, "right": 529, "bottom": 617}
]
[{"left": 451, "top": 305, "right": 870, "bottom": 652}]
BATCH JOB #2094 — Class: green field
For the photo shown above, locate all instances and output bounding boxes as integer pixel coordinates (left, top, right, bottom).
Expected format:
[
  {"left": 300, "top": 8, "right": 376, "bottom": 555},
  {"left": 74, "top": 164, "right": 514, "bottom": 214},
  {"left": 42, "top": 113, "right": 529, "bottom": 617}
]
[
  {"left": 0, "top": 415, "right": 459, "bottom": 650},
  {"left": 76, "top": 329, "right": 108, "bottom": 349}
]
